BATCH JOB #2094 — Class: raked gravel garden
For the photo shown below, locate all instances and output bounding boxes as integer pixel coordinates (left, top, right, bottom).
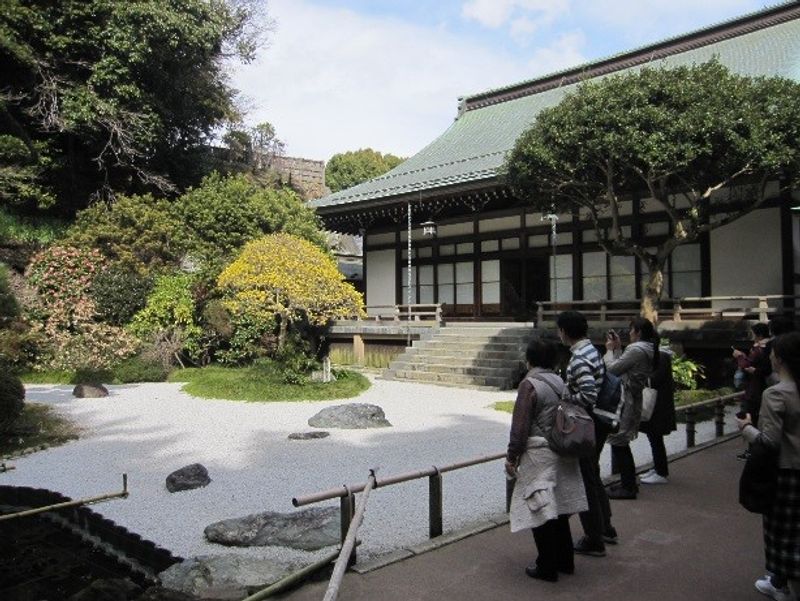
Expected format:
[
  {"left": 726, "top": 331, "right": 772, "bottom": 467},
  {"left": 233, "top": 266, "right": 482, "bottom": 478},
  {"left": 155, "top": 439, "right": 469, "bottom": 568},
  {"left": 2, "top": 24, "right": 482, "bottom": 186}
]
[{"left": 3, "top": 376, "right": 740, "bottom": 569}]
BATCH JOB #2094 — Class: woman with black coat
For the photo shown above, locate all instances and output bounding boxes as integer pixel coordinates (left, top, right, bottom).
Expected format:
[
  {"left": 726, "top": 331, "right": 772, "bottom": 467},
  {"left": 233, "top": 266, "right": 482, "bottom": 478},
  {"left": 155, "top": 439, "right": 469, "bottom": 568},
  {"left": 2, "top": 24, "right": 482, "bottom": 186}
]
[{"left": 638, "top": 349, "right": 677, "bottom": 484}]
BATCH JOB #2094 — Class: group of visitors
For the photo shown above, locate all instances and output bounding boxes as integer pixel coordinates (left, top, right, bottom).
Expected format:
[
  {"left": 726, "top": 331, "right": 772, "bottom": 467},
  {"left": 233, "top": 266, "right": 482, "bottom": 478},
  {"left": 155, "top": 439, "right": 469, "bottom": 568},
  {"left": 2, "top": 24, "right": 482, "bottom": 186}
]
[
  {"left": 504, "top": 311, "right": 800, "bottom": 601},
  {"left": 505, "top": 310, "right": 673, "bottom": 581},
  {"left": 734, "top": 317, "right": 800, "bottom": 601}
]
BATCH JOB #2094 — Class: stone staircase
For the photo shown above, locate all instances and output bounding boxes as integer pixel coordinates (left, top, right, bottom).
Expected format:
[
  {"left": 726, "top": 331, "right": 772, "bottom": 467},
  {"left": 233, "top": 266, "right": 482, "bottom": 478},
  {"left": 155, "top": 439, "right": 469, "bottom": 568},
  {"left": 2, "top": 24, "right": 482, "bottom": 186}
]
[{"left": 383, "top": 323, "right": 535, "bottom": 390}]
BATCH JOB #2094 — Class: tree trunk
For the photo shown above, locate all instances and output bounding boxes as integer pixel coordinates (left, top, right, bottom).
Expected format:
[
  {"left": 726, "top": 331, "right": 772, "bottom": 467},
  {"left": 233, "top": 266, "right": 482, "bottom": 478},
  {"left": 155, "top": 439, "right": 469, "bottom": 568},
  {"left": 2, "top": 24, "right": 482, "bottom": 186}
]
[{"left": 640, "top": 259, "right": 666, "bottom": 323}]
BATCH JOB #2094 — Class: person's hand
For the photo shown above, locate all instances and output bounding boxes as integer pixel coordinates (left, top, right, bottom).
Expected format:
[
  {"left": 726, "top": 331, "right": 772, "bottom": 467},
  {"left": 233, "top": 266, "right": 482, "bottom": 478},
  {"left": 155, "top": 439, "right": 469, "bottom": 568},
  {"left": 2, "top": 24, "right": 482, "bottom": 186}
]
[
  {"left": 504, "top": 459, "right": 518, "bottom": 478},
  {"left": 732, "top": 349, "right": 744, "bottom": 358},
  {"left": 745, "top": 366, "right": 756, "bottom": 374},
  {"left": 605, "top": 330, "right": 620, "bottom": 351},
  {"left": 736, "top": 413, "right": 752, "bottom": 431}
]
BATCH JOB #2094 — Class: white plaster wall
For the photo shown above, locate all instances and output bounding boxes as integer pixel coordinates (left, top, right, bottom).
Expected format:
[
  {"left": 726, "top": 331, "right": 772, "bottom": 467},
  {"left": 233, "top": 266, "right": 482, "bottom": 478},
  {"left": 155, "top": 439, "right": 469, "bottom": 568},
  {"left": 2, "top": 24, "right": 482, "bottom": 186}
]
[
  {"left": 365, "top": 249, "right": 396, "bottom": 314},
  {"left": 437, "top": 221, "right": 474, "bottom": 237},
  {"left": 367, "top": 231, "right": 395, "bottom": 245},
  {"left": 478, "top": 215, "right": 520, "bottom": 233},
  {"left": 710, "top": 207, "right": 782, "bottom": 307}
]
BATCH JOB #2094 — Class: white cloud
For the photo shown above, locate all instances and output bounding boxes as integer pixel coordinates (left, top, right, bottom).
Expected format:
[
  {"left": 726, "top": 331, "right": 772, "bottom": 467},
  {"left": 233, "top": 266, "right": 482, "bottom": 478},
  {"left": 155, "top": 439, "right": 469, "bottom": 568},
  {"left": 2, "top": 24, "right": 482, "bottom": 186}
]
[
  {"left": 525, "top": 31, "right": 587, "bottom": 76},
  {"left": 232, "top": 0, "right": 586, "bottom": 161},
  {"left": 462, "top": 0, "right": 571, "bottom": 32}
]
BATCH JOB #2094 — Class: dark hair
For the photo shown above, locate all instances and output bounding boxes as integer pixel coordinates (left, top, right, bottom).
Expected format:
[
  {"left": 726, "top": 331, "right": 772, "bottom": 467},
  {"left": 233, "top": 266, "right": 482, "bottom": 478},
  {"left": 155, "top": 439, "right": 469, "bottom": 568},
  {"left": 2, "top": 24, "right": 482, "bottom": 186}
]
[
  {"left": 751, "top": 323, "right": 770, "bottom": 339},
  {"left": 769, "top": 316, "right": 795, "bottom": 337},
  {"left": 556, "top": 311, "right": 588, "bottom": 340},
  {"left": 772, "top": 331, "right": 800, "bottom": 385},
  {"left": 526, "top": 338, "right": 558, "bottom": 370},
  {"left": 630, "top": 316, "right": 660, "bottom": 371}
]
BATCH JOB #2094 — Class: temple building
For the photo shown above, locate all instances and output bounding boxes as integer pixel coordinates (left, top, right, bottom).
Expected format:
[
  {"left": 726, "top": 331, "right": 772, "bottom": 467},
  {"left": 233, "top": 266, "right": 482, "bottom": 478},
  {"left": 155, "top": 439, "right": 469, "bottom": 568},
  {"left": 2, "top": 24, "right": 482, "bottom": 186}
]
[{"left": 311, "top": 2, "right": 800, "bottom": 322}]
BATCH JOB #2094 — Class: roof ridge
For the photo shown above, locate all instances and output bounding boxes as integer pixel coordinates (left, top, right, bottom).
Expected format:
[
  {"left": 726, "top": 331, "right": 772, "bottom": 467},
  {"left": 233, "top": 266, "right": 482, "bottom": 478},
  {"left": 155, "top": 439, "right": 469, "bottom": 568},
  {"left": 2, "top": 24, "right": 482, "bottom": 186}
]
[{"left": 460, "top": 0, "right": 800, "bottom": 112}]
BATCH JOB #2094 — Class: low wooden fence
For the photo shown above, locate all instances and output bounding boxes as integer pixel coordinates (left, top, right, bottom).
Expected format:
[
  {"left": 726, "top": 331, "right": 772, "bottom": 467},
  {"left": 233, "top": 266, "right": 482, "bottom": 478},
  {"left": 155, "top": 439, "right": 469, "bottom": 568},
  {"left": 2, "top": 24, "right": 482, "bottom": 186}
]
[{"left": 357, "top": 303, "right": 442, "bottom": 324}]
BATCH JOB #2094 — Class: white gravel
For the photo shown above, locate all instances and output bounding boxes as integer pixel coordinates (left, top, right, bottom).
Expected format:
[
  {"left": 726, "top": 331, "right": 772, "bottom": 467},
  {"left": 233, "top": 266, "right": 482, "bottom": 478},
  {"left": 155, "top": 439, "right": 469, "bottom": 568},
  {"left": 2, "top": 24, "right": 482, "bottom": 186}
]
[{"left": 3, "top": 378, "right": 740, "bottom": 566}]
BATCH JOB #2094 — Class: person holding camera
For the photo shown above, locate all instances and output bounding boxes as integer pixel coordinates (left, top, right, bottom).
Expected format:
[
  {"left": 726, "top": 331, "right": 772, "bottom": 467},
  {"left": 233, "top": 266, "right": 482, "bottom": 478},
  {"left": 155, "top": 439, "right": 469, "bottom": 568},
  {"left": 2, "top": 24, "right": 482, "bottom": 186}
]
[{"left": 603, "top": 317, "right": 660, "bottom": 500}]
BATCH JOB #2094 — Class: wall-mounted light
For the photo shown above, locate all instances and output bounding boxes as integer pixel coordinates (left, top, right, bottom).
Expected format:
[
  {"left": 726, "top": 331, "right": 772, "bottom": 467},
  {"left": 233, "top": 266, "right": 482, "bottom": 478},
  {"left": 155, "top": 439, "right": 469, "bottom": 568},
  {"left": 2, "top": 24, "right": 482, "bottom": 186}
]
[{"left": 421, "top": 220, "right": 437, "bottom": 238}]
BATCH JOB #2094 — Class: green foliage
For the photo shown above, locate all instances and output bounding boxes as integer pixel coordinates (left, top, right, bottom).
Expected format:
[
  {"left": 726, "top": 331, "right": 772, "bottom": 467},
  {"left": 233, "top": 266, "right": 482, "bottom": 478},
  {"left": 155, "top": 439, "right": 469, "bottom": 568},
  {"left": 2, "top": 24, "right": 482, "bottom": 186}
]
[
  {"left": 0, "top": 0, "right": 267, "bottom": 212},
  {"left": 178, "top": 173, "right": 327, "bottom": 270},
  {"left": 128, "top": 274, "right": 204, "bottom": 362},
  {"left": 492, "top": 400, "right": 515, "bottom": 414},
  {"left": 672, "top": 354, "right": 706, "bottom": 390},
  {"left": 0, "top": 371, "right": 25, "bottom": 433},
  {"left": 168, "top": 364, "right": 371, "bottom": 402},
  {"left": 0, "top": 324, "right": 40, "bottom": 373},
  {"left": 504, "top": 61, "right": 800, "bottom": 309},
  {"left": 64, "top": 194, "right": 189, "bottom": 271},
  {"left": 113, "top": 355, "right": 171, "bottom": 383},
  {"left": 90, "top": 264, "right": 153, "bottom": 326},
  {"left": 274, "top": 332, "right": 320, "bottom": 384},
  {"left": 675, "top": 387, "right": 734, "bottom": 406},
  {"left": 0, "top": 207, "right": 67, "bottom": 244},
  {"left": 0, "top": 403, "right": 80, "bottom": 456},
  {"left": 0, "top": 263, "right": 19, "bottom": 325},
  {"left": 325, "top": 148, "right": 405, "bottom": 193}
]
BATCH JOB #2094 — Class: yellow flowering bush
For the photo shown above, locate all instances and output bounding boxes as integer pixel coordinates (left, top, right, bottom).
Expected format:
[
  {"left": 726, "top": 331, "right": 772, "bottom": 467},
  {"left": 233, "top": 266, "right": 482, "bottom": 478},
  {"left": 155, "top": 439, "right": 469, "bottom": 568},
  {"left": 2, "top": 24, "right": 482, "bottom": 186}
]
[{"left": 218, "top": 233, "right": 364, "bottom": 349}]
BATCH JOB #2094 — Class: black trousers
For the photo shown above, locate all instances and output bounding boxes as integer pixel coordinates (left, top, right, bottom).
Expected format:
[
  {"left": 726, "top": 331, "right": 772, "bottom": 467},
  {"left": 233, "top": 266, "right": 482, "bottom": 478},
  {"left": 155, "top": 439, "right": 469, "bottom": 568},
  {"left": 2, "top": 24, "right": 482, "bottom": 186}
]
[
  {"left": 532, "top": 515, "right": 574, "bottom": 576},
  {"left": 611, "top": 444, "right": 637, "bottom": 490},
  {"left": 578, "top": 417, "right": 613, "bottom": 544},
  {"left": 646, "top": 432, "right": 669, "bottom": 477}
]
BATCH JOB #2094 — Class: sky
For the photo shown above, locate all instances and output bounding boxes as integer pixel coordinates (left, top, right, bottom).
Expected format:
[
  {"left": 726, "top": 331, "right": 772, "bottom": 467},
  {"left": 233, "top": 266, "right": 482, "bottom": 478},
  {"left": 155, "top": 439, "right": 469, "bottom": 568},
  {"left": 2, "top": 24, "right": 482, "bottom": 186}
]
[{"left": 232, "top": 0, "right": 773, "bottom": 162}]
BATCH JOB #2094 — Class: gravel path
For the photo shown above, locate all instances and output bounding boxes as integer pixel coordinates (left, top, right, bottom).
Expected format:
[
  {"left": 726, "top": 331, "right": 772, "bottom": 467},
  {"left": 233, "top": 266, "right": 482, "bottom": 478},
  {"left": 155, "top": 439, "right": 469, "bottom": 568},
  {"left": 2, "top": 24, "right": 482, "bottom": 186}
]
[{"left": 3, "top": 378, "right": 740, "bottom": 566}]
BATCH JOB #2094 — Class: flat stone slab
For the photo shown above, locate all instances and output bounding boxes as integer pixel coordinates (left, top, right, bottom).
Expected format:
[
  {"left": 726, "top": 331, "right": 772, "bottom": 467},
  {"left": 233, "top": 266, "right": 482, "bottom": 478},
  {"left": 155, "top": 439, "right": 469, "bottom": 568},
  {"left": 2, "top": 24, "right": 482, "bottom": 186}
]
[
  {"left": 308, "top": 403, "right": 392, "bottom": 429},
  {"left": 159, "top": 555, "right": 300, "bottom": 599},
  {"left": 204, "top": 507, "right": 339, "bottom": 551},
  {"left": 72, "top": 384, "right": 108, "bottom": 398},
  {"left": 288, "top": 431, "right": 330, "bottom": 440},
  {"left": 166, "top": 463, "right": 211, "bottom": 493}
]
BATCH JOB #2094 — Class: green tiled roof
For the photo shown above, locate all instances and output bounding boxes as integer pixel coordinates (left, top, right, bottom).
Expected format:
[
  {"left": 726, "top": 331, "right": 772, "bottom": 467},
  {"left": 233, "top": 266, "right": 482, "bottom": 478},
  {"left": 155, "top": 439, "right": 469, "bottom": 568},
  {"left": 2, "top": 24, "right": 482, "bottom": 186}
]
[{"left": 312, "top": 3, "right": 800, "bottom": 212}]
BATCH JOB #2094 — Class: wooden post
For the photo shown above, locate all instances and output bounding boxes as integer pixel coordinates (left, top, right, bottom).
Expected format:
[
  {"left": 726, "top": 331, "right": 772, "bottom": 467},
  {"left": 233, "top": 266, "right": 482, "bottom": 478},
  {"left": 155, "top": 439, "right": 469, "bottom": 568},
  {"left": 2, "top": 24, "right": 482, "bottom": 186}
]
[
  {"left": 428, "top": 468, "right": 443, "bottom": 538},
  {"left": 715, "top": 401, "right": 725, "bottom": 438},
  {"left": 339, "top": 488, "right": 355, "bottom": 565},
  {"left": 353, "top": 334, "right": 365, "bottom": 366},
  {"left": 600, "top": 302, "right": 607, "bottom": 322},
  {"left": 673, "top": 300, "right": 682, "bottom": 322},
  {"left": 685, "top": 409, "right": 696, "bottom": 448},
  {"left": 536, "top": 303, "right": 544, "bottom": 326},
  {"left": 758, "top": 297, "right": 769, "bottom": 321}
]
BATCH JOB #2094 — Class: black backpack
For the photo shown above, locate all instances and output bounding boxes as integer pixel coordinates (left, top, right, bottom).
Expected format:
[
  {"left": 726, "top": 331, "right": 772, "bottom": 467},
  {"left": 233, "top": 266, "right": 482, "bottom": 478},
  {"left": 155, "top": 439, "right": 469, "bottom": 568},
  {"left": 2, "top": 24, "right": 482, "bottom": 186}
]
[{"left": 593, "top": 362, "right": 623, "bottom": 431}]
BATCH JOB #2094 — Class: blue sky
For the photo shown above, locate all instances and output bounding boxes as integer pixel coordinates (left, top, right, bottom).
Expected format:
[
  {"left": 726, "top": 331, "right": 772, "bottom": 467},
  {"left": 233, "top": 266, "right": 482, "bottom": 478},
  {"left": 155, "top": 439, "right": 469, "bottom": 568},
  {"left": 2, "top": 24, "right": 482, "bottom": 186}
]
[{"left": 233, "top": 0, "right": 772, "bottom": 162}]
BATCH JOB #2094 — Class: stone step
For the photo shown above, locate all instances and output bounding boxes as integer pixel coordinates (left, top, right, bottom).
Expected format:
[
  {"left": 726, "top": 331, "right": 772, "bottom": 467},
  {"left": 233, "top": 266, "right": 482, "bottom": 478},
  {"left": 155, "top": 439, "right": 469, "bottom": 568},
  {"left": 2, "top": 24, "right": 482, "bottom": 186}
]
[
  {"left": 435, "top": 328, "right": 533, "bottom": 337},
  {"left": 392, "top": 356, "right": 520, "bottom": 369},
  {"left": 380, "top": 371, "right": 502, "bottom": 391},
  {"left": 414, "top": 340, "right": 527, "bottom": 352},
  {"left": 389, "top": 361, "right": 522, "bottom": 377},
  {"left": 406, "top": 348, "right": 524, "bottom": 361},
  {"left": 389, "top": 369, "right": 513, "bottom": 389}
]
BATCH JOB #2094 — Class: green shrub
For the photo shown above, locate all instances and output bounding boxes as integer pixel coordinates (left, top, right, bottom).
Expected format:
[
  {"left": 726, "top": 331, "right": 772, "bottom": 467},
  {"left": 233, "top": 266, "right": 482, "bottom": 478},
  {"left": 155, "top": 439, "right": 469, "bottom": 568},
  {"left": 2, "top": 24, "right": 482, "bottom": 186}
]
[
  {"left": 63, "top": 194, "right": 189, "bottom": 271},
  {"left": 0, "top": 208, "right": 67, "bottom": 245},
  {"left": 0, "top": 325, "right": 41, "bottom": 373},
  {"left": 129, "top": 274, "right": 205, "bottom": 363},
  {"left": 91, "top": 264, "right": 153, "bottom": 326},
  {"left": 0, "top": 263, "right": 20, "bottom": 325},
  {"left": 672, "top": 354, "right": 705, "bottom": 390},
  {"left": 113, "top": 355, "right": 170, "bottom": 383},
  {"left": 0, "top": 372, "right": 25, "bottom": 432},
  {"left": 178, "top": 173, "right": 327, "bottom": 270}
]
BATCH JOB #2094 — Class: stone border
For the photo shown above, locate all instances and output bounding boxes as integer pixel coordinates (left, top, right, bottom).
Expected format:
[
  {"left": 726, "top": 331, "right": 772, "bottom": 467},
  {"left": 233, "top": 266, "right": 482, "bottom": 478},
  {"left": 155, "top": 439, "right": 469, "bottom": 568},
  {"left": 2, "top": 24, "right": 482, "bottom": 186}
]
[{"left": 352, "top": 433, "right": 739, "bottom": 574}]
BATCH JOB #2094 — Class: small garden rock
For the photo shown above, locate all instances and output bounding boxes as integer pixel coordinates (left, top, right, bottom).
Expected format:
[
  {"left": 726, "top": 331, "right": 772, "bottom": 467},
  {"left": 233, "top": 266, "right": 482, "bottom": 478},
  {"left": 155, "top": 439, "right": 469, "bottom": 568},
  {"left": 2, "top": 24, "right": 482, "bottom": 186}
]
[
  {"left": 308, "top": 403, "right": 391, "bottom": 429},
  {"left": 166, "top": 463, "right": 211, "bottom": 493},
  {"left": 288, "top": 431, "right": 330, "bottom": 440},
  {"left": 204, "top": 507, "right": 339, "bottom": 551},
  {"left": 72, "top": 384, "right": 109, "bottom": 398},
  {"left": 159, "top": 555, "right": 299, "bottom": 599}
]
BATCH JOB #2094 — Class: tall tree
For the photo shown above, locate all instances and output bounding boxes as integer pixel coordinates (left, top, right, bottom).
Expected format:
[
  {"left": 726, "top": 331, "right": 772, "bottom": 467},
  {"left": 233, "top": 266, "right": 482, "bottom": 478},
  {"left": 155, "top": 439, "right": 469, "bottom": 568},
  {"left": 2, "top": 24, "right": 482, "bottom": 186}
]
[
  {"left": 0, "top": 0, "right": 268, "bottom": 214},
  {"left": 504, "top": 61, "right": 800, "bottom": 320},
  {"left": 325, "top": 148, "right": 404, "bottom": 193}
]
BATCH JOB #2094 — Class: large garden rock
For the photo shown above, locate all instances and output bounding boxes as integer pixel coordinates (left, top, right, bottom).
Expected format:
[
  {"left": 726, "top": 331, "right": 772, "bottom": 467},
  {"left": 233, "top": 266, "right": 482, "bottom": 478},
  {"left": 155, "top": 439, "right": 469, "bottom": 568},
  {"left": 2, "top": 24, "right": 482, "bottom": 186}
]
[
  {"left": 166, "top": 463, "right": 211, "bottom": 493},
  {"left": 307, "top": 403, "right": 391, "bottom": 429},
  {"left": 73, "top": 383, "right": 109, "bottom": 398},
  {"left": 204, "top": 507, "right": 339, "bottom": 551},
  {"left": 159, "top": 555, "right": 299, "bottom": 599}
]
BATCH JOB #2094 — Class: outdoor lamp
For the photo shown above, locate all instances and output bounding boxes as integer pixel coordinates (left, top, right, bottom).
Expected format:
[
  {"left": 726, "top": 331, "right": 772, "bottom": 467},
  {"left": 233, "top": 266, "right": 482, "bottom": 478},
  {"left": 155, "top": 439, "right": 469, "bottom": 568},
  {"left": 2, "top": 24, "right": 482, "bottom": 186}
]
[{"left": 421, "top": 220, "right": 437, "bottom": 238}]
